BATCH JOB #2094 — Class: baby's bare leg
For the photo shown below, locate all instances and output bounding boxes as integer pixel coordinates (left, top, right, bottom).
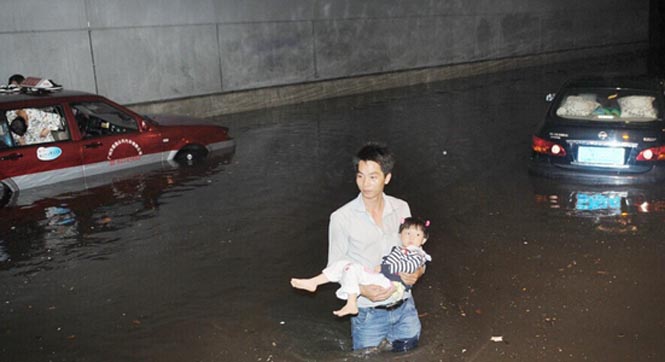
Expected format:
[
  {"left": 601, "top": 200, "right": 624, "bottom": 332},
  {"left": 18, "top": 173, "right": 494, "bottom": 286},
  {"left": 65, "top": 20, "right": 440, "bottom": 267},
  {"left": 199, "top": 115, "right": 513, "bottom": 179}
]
[
  {"left": 290, "top": 273, "right": 329, "bottom": 292},
  {"left": 333, "top": 293, "right": 359, "bottom": 317}
]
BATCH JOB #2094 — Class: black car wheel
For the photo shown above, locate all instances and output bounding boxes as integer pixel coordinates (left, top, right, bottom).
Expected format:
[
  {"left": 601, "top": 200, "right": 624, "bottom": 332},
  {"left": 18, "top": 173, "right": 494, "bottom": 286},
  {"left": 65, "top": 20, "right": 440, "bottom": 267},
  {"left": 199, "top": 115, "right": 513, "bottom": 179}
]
[
  {"left": 0, "top": 182, "right": 12, "bottom": 207},
  {"left": 174, "top": 146, "right": 208, "bottom": 165}
]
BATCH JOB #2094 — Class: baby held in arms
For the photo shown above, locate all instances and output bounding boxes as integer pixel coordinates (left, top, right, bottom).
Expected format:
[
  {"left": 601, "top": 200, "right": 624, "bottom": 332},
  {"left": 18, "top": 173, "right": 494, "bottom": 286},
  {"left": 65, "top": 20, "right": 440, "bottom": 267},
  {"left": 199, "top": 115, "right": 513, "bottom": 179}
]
[{"left": 291, "top": 217, "right": 432, "bottom": 317}]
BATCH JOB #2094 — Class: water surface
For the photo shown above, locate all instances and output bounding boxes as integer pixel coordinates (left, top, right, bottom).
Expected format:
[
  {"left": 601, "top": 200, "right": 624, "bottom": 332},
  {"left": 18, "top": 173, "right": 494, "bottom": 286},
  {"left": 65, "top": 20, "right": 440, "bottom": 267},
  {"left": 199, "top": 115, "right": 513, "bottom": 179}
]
[{"left": 2, "top": 52, "right": 665, "bottom": 361}]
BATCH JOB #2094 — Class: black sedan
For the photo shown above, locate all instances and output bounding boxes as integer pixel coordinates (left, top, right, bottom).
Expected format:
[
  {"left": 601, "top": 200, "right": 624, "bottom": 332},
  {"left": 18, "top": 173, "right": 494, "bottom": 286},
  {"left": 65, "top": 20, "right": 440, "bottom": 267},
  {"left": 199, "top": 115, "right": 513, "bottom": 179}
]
[{"left": 529, "top": 76, "right": 665, "bottom": 185}]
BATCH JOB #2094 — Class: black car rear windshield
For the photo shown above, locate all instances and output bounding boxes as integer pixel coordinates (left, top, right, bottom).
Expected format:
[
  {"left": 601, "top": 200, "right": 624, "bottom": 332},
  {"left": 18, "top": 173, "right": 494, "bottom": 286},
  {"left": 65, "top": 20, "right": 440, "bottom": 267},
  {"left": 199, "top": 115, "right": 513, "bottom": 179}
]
[{"left": 554, "top": 88, "right": 661, "bottom": 122}]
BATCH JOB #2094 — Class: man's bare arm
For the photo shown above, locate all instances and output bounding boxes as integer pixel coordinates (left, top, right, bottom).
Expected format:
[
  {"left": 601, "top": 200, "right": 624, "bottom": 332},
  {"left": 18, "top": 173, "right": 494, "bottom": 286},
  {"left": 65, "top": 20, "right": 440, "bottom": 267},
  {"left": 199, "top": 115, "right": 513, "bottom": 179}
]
[
  {"left": 359, "top": 284, "right": 393, "bottom": 302},
  {"left": 399, "top": 266, "right": 425, "bottom": 286}
]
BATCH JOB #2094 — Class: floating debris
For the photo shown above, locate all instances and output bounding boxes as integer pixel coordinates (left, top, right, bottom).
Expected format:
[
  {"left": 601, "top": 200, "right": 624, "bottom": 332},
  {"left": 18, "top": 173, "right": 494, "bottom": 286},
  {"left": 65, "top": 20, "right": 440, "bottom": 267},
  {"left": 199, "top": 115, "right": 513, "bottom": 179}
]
[{"left": 490, "top": 335, "right": 509, "bottom": 344}]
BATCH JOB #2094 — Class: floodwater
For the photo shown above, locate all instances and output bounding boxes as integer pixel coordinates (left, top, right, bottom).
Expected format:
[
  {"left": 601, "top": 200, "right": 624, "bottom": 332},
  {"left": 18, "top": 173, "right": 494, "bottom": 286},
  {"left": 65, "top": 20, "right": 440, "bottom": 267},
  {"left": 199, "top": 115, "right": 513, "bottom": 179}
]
[{"left": 2, "top": 51, "right": 665, "bottom": 362}]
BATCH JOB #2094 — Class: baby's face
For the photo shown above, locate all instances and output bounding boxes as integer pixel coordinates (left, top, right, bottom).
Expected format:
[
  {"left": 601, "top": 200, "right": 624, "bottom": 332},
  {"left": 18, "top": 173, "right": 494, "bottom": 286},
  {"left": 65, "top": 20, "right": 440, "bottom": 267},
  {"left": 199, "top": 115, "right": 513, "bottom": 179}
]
[{"left": 400, "top": 226, "right": 426, "bottom": 248}]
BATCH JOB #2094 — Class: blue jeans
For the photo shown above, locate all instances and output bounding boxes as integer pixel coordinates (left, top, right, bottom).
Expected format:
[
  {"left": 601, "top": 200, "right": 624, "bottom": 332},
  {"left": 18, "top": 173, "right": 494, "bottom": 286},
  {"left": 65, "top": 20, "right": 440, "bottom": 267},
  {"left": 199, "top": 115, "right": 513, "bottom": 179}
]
[{"left": 350, "top": 298, "right": 421, "bottom": 352}]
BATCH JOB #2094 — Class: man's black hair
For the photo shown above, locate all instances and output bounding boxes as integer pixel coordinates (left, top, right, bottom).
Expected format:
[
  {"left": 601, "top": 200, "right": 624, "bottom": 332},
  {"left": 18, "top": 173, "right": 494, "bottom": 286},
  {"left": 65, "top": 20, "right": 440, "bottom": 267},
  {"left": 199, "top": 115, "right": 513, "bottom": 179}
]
[
  {"left": 353, "top": 142, "right": 395, "bottom": 175},
  {"left": 10, "top": 117, "right": 27, "bottom": 136},
  {"left": 8, "top": 74, "right": 24, "bottom": 85}
]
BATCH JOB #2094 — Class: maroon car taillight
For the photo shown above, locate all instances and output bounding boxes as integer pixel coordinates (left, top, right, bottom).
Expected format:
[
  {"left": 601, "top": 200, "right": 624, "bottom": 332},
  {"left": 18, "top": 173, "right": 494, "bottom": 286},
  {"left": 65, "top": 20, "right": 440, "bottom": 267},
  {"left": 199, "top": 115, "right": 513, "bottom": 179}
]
[
  {"left": 637, "top": 146, "right": 665, "bottom": 161},
  {"left": 532, "top": 135, "right": 566, "bottom": 157}
]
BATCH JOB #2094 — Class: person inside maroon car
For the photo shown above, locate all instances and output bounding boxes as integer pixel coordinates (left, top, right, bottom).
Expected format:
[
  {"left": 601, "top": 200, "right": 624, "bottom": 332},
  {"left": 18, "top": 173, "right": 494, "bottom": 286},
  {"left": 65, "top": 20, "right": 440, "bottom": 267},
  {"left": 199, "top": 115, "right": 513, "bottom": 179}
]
[
  {"left": 7, "top": 108, "right": 61, "bottom": 145},
  {"left": 9, "top": 116, "right": 27, "bottom": 141},
  {"left": 7, "top": 74, "right": 25, "bottom": 86}
]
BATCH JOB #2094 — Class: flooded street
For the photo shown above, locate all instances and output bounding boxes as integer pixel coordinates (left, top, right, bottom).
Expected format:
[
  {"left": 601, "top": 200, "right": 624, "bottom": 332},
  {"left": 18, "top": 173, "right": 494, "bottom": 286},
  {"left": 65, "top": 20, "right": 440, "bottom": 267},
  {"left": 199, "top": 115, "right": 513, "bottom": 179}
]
[{"left": 3, "top": 52, "right": 665, "bottom": 361}]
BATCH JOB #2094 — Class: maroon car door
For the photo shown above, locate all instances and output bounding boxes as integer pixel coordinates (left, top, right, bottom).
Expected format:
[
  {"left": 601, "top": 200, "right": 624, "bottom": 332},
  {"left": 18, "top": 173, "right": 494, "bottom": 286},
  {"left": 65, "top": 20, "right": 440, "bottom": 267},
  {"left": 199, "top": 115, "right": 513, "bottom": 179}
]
[
  {"left": 0, "top": 104, "right": 83, "bottom": 191},
  {"left": 71, "top": 101, "right": 163, "bottom": 177}
]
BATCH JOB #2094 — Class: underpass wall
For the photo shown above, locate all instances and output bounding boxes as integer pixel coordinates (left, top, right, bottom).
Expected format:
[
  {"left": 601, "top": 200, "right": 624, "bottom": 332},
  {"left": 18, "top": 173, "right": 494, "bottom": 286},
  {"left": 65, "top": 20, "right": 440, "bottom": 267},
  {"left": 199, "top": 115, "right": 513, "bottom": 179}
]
[{"left": 0, "top": 0, "right": 649, "bottom": 117}]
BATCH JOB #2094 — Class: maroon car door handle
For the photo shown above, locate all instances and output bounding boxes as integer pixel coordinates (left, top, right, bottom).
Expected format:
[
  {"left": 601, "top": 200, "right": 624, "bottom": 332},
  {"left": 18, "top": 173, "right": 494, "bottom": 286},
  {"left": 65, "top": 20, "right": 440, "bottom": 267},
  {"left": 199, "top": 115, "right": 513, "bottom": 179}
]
[
  {"left": 0, "top": 152, "right": 23, "bottom": 161},
  {"left": 84, "top": 141, "right": 103, "bottom": 149}
]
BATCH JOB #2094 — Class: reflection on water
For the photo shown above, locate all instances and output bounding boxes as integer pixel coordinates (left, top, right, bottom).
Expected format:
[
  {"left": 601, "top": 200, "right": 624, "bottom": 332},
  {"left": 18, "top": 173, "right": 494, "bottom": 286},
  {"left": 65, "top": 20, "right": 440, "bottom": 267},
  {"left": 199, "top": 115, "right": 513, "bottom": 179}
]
[
  {"left": 532, "top": 177, "right": 665, "bottom": 216},
  {"left": 530, "top": 176, "right": 665, "bottom": 233},
  {"left": 43, "top": 205, "right": 79, "bottom": 246},
  {"left": 0, "top": 151, "right": 234, "bottom": 274}
]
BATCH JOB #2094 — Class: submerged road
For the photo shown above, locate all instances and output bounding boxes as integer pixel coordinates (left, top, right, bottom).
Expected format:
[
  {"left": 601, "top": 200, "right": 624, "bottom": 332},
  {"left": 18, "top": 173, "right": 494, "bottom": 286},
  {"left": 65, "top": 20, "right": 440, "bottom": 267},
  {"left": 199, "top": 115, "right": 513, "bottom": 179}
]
[{"left": 2, "top": 51, "right": 665, "bottom": 361}]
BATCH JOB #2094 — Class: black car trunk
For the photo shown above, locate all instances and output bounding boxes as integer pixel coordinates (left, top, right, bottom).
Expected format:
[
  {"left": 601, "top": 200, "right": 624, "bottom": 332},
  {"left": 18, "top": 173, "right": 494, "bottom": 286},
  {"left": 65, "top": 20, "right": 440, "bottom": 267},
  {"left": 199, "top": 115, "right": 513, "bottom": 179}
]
[{"left": 541, "top": 121, "right": 662, "bottom": 173}]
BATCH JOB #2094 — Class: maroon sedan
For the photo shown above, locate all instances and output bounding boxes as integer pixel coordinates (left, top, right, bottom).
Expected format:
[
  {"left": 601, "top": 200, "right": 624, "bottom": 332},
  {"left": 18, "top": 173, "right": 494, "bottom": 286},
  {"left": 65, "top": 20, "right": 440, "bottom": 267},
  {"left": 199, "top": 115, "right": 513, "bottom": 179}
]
[{"left": 0, "top": 82, "right": 235, "bottom": 199}]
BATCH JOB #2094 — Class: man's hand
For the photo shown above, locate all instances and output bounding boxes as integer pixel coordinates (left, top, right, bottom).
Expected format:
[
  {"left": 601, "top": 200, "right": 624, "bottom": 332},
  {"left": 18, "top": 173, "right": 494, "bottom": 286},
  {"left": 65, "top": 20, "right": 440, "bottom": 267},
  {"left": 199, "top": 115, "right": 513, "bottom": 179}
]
[
  {"left": 399, "top": 266, "right": 425, "bottom": 286},
  {"left": 359, "top": 284, "right": 393, "bottom": 302}
]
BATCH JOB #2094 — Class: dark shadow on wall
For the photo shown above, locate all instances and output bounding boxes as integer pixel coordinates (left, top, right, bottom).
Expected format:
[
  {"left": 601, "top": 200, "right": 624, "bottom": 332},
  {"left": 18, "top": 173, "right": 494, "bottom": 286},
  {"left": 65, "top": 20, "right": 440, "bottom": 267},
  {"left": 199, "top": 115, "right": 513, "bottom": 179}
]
[{"left": 649, "top": 0, "right": 665, "bottom": 76}]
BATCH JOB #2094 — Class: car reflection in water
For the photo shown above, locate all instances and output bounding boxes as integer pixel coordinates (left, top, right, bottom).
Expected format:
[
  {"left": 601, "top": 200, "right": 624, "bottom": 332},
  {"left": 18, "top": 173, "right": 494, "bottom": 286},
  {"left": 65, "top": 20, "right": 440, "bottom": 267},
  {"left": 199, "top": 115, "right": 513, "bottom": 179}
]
[
  {"left": 530, "top": 176, "right": 665, "bottom": 233},
  {"left": 0, "top": 149, "right": 234, "bottom": 272}
]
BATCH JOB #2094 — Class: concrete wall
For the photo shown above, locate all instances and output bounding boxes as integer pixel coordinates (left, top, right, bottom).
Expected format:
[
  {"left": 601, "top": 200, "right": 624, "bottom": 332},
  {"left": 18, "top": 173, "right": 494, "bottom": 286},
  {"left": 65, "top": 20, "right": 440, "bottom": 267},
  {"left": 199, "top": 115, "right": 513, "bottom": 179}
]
[{"left": 0, "top": 0, "right": 649, "bottom": 116}]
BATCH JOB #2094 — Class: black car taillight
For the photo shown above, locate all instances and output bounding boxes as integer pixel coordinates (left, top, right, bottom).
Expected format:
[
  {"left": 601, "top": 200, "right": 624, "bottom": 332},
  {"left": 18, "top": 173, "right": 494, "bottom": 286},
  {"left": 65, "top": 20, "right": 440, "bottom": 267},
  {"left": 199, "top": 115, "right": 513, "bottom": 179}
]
[
  {"left": 637, "top": 146, "right": 665, "bottom": 161},
  {"left": 532, "top": 135, "right": 566, "bottom": 157}
]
